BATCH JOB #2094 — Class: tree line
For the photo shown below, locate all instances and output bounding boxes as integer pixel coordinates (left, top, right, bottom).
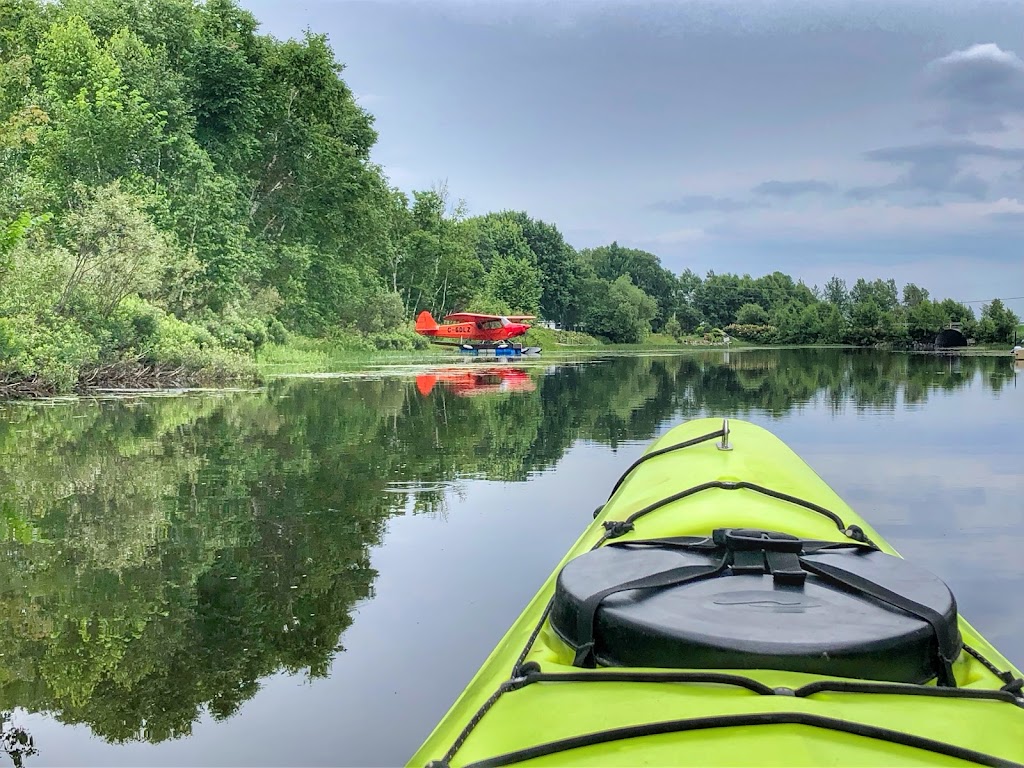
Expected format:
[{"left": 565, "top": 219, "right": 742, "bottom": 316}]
[{"left": 1, "top": 0, "right": 1018, "bottom": 393}]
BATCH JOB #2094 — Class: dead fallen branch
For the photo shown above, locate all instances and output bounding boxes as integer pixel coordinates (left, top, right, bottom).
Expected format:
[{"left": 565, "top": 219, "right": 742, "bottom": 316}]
[
  {"left": 0, "top": 373, "right": 57, "bottom": 399},
  {"left": 0, "top": 358, "right": 260, "bottom": 400},
  {"left": 76, "top": 357, "right": 193, "bottom": 390}
]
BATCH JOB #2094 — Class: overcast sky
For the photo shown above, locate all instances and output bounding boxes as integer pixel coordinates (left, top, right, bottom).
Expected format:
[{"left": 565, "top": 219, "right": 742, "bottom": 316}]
[{"left": 241, "top": 0, "right": 1024, "bottom": 311}]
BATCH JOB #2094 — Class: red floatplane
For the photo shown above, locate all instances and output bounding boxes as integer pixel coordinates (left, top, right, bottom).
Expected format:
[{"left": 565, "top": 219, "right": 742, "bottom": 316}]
[{"left": 414, "top": 311, "right": 541, "bottom": 357}]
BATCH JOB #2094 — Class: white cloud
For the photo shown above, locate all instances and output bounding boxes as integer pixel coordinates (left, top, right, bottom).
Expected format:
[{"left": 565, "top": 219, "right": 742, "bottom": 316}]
[
  {"left": 933, "top": 43, "right": 1024, "bottom": 72},
  {"left": 925, "top": 42, "right": 1024, "bottom": 133}
]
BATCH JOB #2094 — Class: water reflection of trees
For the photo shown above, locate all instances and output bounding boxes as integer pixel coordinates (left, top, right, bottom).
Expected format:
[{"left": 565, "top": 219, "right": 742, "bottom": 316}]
[
  {"left": 664, "top": 349, "right": 1013, "bottom": 417},
  {"left": 0, "top": 349, "right": 1013, "bottom": 751},
  {"left": 1, "top": 712, "right": 36, "bottom": 767}
]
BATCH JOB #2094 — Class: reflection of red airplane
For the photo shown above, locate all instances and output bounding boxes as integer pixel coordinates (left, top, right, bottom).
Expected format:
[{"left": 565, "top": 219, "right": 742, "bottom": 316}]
[
  {"left": 415, "top": 367, "right": 535, "bottom": 397},
  {"left": 415, "top": 311, "right": 535, "bottom": 344}
]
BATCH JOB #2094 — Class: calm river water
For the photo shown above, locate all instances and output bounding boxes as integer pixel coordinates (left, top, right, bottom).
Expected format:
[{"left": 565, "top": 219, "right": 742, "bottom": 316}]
[{"left": 0, "top": 349, "right": 1021, "bottom": 766}]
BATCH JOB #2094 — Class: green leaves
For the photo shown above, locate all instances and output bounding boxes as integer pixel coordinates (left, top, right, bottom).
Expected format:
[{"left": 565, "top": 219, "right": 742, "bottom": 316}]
[
  {"left": 735, "top": 302, "right": 769, "bottom": 326},
  {"left": 583, "top": 274, "right": 658, "bottom": 344},
  {"left": 32, "top": 15, "right": 167, "bottom": 207},
  {"left": 0, "top": 211, "right": 48, "bottom": 258},
  {"left": 465, "top": 213, "right": 545, "bottom": 314},
  {"left": 978, "top": 298, "right": 1019, "bottom": 343},
  {"left": 56, "top": 180, "right": 170, "bottom": 317},
  {"left": 851, "top": 278, "right": 899, "bottom": 313},
  {"left": 580, "top": 242, "right": 679, "bottom": 330},
  {"left": 484, "top": 254, "right": 542, "bottom": 315},
  {"left": 1, "top": 0, "right": 419, "bottom": 381},
  {"left": 906, "top": 299, "right": 950, "bottom": 343},
  {"left": 504, "top": 212, "right": 579, "bottom": 324}
]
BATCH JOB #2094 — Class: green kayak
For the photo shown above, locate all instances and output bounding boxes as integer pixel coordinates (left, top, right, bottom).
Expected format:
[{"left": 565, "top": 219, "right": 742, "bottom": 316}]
[{"left": 409, "top": 418, "right": 1024, "bottom": 767}]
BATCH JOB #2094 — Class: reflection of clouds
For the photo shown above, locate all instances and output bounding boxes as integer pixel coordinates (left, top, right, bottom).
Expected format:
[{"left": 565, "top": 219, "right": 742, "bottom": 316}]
[
  {"left": 807, "top": 452, "right": 1023, "bottom": 530},
  {"left": 944, "top": 573, "right": 1024, "bottom": 663},
  {"left": 895, "top": 535, "right": 1024, "bottom": 667},
  {"left": 802, "top": 450, "right": 1024, "bottom": 666},
  {"left": 889, "top": 534, "right": 1024, "bottom": 580}
]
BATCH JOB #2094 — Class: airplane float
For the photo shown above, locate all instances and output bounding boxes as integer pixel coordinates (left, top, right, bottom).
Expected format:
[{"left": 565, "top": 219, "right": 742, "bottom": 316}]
[
  {"left": 414, "top": 311, "right": 541, "bottom": 357},
  {"left": 415, "top": 366, "right": 535, "bottom": 397}
]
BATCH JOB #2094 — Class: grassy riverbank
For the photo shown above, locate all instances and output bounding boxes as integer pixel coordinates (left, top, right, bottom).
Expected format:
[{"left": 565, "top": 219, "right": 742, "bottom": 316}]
[
  {"left": 251, "top": 326, "right": 756, "bottom": 375},
  {"left": 253, "top": 332, "right": 1020, "bottom": 378},
  {"left": 1, "top": 325, "right": 1016, "bottom": 400}
]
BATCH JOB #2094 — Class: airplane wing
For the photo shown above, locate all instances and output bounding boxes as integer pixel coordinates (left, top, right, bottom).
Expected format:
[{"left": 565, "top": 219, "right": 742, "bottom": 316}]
[
  {"left": 442, "top": 312, "right": 537, "bottom": 322},
  {"left": 443, "top": 312, "right": 501, "bottom": 322}
]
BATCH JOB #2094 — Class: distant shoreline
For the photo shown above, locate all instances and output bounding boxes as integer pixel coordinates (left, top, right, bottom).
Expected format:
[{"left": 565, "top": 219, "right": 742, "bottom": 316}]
[{"left": 2, "top": 344, "right": 1017, "bottom": 402}]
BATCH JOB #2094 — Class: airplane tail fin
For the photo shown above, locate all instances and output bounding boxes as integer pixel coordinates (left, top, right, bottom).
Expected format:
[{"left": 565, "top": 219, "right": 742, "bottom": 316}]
[
  {"left": 415, "top": 374, "right": 437, "bottom": 396},
  {"left": 415, "top": 310, "right": 439, "bottom": 334}
]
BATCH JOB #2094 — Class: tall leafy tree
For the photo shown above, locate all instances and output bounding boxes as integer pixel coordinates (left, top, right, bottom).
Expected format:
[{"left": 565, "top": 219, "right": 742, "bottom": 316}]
[
  {"left": 851, "top": 278, "right": 899, "bottom": 313},
  {"left": 583, "top": 274, "right": 658, "bottom": 343},
  {"left": 823, "top": 276, "right": 850, "bottom": 319},
  {"left": 977, "top": 299, "right": 1019, "bottom": 343},
  {"left": 906, "top": 299, "right": 950, "bottom": 343},
  {"left": 902, "top": 282, "right": 930, "bottom": 308},
  {"left": 504, "top": 212, "right": 579, "bottom": 324},
  {"left": 580, "top": 242, "right": 680, "bottom": 330},
  {"left": 694, "top": 272, "right": 761, "bottom": 329},
  {"left": 398, "top": 189, "right": 481, "bottom": 317}
]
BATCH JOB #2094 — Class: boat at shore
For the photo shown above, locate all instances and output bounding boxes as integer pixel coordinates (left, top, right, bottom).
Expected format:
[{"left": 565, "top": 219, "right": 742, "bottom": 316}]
[{"left": 409, "top": 418, "right": 1024, "bottom": 767}]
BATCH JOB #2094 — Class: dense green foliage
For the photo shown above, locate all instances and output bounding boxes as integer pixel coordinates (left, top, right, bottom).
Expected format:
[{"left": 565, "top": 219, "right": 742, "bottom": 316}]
[
  {"left": 1, "top": 0, "right": 1018, "bottom": 393},
  {"left": 0, "top": 348, "right": 1016, "bottom": 754}
]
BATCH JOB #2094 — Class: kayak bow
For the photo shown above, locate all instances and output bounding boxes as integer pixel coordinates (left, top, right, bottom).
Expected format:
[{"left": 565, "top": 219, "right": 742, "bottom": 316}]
[{"left": 409, "top": 418, "right": 1024, "bottom": 767}]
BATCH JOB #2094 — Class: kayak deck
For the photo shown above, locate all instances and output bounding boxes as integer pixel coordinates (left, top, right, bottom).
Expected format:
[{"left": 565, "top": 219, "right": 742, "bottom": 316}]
[{"left": 409, "top": 418, "right": 1024, "bottom": 767}]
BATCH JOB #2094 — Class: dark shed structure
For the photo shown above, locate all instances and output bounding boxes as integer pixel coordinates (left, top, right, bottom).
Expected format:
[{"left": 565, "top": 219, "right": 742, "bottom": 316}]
[{"left": 935, "top": 328, "right": 968, "bottom": 348}]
